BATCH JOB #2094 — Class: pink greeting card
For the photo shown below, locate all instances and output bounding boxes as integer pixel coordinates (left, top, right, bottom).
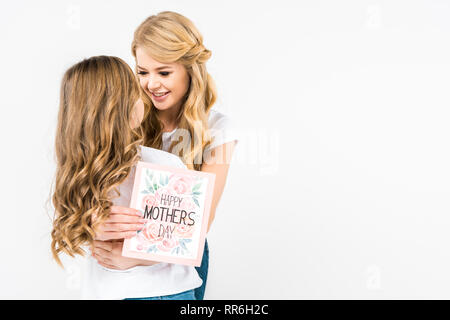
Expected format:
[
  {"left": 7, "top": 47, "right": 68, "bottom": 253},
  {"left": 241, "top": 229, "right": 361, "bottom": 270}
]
[{"left": 122, "top": 161, "right": 216, "bottom": 267}]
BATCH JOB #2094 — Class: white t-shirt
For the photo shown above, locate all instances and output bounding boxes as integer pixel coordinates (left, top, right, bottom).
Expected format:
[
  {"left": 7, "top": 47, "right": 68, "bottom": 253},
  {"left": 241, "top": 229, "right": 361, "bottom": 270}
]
[
  {"left": 162, "top": 109, "right": 239, "bottom": 158},
  {"left": 82, "top": 110, "right": 238, "bottom": 300}
]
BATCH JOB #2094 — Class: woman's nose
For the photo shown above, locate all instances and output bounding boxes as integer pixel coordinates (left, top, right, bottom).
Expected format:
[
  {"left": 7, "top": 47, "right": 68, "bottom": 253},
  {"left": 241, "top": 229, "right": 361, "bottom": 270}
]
[{"left": 147, "top": 77, "right": 161, "bottom": 91}]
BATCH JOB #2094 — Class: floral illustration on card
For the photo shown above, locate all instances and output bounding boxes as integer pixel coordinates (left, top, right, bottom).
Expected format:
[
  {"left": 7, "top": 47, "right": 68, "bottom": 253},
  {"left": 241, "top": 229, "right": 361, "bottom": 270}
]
[{"left": 131, "top": 168, "right": 206, "bottom": 257}]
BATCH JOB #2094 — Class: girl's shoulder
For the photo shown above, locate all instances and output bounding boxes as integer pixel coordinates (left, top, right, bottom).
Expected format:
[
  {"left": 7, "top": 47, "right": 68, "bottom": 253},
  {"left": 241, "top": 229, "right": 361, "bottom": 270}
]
[{"left": 139, "top": 145, "right": 187, "bottom": 168}]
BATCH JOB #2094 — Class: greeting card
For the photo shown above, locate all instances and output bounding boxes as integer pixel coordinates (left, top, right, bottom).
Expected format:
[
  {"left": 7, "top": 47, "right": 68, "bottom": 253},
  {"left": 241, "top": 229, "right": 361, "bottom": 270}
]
[{"left": 122, "top": 161, "right": 216, "bottom": 267}]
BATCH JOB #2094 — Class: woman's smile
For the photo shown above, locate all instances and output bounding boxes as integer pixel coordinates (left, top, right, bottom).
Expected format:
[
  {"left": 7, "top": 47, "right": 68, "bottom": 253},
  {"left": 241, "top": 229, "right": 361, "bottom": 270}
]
[{"left": 151, "top": 91, "right": 170, "bottom": 102}]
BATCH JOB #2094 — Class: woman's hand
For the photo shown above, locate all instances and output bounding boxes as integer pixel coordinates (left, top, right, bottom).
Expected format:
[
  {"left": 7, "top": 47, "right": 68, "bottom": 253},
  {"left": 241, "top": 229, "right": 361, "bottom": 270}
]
[
  {"left": 91, "top": 239, "right": 159, "bottom": 270},
  {"left": 93, "top": 205, "right": 147, "bottom": 241}
]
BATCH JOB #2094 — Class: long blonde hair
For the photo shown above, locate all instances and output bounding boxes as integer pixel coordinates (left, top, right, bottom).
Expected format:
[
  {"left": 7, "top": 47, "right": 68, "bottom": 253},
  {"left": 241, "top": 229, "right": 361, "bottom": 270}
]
[
  {"left": 131, "top": 11, "right": 217, "bottom": 171},
  {"left": 51, "top": 56, "right": 143, "bottom": 267}
]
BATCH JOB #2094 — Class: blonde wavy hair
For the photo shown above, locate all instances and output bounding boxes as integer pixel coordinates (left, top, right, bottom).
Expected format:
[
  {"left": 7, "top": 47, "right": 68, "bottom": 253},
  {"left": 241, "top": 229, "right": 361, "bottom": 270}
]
[
  {"left": 131, "top": 11, "right": 217, "bottom": 171},
  {"left": 51, "top": 56, "right": 143, "bottom": 267}
]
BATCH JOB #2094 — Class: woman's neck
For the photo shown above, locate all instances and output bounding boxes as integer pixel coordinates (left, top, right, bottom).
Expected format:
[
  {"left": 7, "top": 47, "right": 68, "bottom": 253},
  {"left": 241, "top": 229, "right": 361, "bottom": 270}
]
[{"left": 157, "top": 105, "right": 181, "bottom": 133}]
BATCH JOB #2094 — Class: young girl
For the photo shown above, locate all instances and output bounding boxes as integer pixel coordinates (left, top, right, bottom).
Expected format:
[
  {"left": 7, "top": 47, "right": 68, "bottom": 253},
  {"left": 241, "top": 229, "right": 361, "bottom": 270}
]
[
  {"left": 90, "top": 11, "right": 239, "bottom": 300},
  {"left": 51, "top": 55, "right": 145, "bottom": 266},
  {"left": 51, "top": 56, "right": 144, "bottom": 270}
]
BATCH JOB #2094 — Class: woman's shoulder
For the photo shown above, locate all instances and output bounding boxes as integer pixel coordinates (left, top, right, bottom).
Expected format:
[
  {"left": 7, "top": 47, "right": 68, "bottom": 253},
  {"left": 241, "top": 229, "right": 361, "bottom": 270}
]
[
  {"left": 204, "top": 109, "right": 239, "bottom": 151},
  {"left": 207, "top": 109, "right": 234, "bottom": 131}
]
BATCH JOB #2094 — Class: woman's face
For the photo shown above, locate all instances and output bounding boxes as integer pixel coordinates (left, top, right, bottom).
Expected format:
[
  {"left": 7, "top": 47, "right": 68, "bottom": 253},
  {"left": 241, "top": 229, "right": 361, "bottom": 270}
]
[
  {"left": 135, "top": 47, "right": 190, "bottom": 112},
  {"left": 131, "top": 98, "right": 145, "bottom": 129}
]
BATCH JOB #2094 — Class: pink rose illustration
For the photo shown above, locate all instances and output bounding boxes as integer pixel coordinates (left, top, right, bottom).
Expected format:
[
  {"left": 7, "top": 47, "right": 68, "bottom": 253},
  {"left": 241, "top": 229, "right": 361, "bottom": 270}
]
[
  {"left": 157, "top": 237, "right": 179, "bottom": 252},
  {"left": 135, "top": 231, "right": 151, "bottom": 251},
  {"left": 175, "top": 223, "right": 195, "bottom": 238},
  {"left": 180, "top": 197, "right": 196, "bottom": 211},
  {"left": 168, "top": 174, "right": 195, "bottom": 195},
  {"left": 141, "top": 194, "right": 159, "bottom": 210},
  {"left": 140, "top": 221, "right": 163, "bottom": 244},
  {"left": 155, "top": 186, "right": 176, "bottom": 203}
]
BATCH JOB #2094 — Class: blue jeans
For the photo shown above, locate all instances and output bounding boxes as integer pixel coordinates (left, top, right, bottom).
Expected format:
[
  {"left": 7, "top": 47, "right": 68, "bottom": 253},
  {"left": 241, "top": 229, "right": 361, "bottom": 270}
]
[
  {"left": 194, "top": 239, "right": 209, "bottom": 300},
  {"left": 124, "top": 289, "right": 196, "bottom": 300}
]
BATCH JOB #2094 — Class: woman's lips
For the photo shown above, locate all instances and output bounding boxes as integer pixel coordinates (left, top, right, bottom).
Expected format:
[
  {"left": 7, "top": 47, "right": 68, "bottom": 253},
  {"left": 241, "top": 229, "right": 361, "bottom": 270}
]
[{"left": 151, "top": 91, "right": 170, "bottom": 102}]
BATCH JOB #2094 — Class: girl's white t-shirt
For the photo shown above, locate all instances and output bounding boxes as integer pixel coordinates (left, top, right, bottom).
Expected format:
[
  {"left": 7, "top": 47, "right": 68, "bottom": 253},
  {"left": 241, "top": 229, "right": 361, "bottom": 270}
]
[{"left": 82, "top": 109, "right": 238, "bottom": 300}]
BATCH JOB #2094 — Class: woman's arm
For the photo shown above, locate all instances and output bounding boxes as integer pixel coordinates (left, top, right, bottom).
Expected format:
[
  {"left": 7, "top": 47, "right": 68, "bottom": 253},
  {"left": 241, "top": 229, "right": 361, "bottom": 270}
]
[
  {"left": 201, "top": 140, "right": 237, "bottom": 233},
  {"left": 92, "top": 239, "right": 159, "bottom": 270}
]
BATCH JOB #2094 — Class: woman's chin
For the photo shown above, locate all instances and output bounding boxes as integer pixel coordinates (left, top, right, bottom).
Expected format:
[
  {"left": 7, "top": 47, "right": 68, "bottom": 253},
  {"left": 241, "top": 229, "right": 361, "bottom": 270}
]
[{"left": 152, "top": 102, "right": 174, "bottom": 111}]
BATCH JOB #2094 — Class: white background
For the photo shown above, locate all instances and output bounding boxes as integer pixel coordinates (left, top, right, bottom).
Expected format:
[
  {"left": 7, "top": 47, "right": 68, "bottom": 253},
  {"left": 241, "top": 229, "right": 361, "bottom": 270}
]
[{"left": 1, "top": 0, "right": 449, "bottom": 299}]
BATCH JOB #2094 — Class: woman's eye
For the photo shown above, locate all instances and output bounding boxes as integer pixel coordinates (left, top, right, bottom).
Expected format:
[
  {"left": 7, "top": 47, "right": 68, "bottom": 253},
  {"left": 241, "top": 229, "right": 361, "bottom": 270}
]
[{"left": 137, "top": 71, "right": 170, "bottom": 76}]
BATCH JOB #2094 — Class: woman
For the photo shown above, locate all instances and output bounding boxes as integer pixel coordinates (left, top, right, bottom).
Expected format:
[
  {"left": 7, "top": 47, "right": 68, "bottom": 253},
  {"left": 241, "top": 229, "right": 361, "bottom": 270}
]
[{"left": 90, "top": 11, "right": 238, "bottom": 300}]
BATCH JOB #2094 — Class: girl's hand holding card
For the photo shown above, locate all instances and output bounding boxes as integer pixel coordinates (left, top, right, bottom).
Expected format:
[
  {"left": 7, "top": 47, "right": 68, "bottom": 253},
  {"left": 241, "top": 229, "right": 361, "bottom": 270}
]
[{"left": 93, "top": 205, "right": 147, "bottom": 241}]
